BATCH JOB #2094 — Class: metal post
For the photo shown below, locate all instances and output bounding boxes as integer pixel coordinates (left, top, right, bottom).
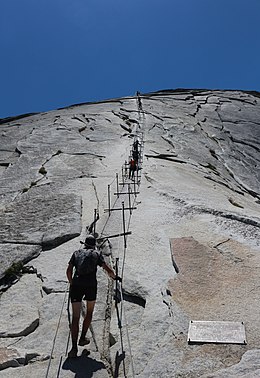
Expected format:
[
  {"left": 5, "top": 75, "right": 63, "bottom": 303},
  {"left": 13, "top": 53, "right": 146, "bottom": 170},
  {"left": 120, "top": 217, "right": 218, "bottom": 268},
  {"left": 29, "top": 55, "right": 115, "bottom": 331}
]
[
  {"left": 128, "top": 184, "right": 132, "bottom": 215},
  {"left": 121, "top": 166, "right": 125, "bottom": 186},
  {"left": 124, "top": 160, "right": 128, "bottom": 178},
  {"left": 133, "top": 174, "right": 136, "bottom": 197},
  {"left": 115, "top": 258, "right": 121, "bottom": 313},
  {"left": 108, "top": 184, "right": 111, "bottom": 216},
  {"left": 93, "top": 209, "right": 97, "bottom": 235},
  {"left": 122, "top": 201, "right": 127, "bottom": 248},
  {"left": 116, "top": 173, "right": 119, "bottom": 198}
]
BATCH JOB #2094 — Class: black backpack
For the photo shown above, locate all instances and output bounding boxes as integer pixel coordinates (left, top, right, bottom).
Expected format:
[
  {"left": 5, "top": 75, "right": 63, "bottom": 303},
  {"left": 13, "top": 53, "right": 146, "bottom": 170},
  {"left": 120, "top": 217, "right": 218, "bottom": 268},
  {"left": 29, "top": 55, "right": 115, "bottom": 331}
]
[{"left": 75, "top": 249, "right": 99, "bottom": 276}]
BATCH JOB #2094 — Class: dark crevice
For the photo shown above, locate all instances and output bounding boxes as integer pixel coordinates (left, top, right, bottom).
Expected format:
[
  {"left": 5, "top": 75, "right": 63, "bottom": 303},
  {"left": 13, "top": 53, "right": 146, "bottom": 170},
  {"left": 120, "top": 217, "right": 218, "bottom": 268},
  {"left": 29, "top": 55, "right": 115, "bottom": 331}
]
[
  {"left": 160, "top": 189, "right": 260, "bottom": 228},
  {"left": 193, "top": 205, "right": 260, "bottom": 228},
  {"left": 191, "top": 104, "right": 201, "bottom": 118},
  {"left": 141, "top": 110, "right": 164, "bottom": 121},
  {"left": 1, "top": 319, "right": 40, "bottom": 338},
  {"left": 53, "top": 116, "right": 60, "bottom": 123},
  {"left": 72, "top": 116, "right": 87, "bottom": 124},
  {"left": 64, "top": 152, "right": 105, "bottom": 158},
  {"left": 42, "top": 285, "right": 67, "bottom": 295},
  {"left": 213, "top": 238, "right": 231, "bottom": 249},
  {"left": 209, "top": 149, "right": 219, "bottom": 160},
  {"left": 145, "top": 154, "right": 187, "bottom": 164},
  {"left": 84, "top": 116, "right": 95, "bottom": 122},
  {"left": 78, "top": 126, "right": 87, "bottom": 132},
  {"left": 204, "top": 175, "right": 245, "bottom": 195},
  {"left": 42, "top": 232, "right": 80, "bottom": 251},
  {"left": 15, "top": 147, "right": 22, "bottom": 156},
  {"left": 122, "top": 292, "right": 146, "bottom": 308},
  {"left": 220, "top": 95, "right": 258, "bottom": 106},
  {"left": 0, "top": 255, "right": 42, "bottom": 291},
  {"left": 222, "top": 162, "right": 260, "bottom": 199},
  {"left": 120, "top": 124, "right": 132, "bottom": 133},
  {"left": 200, "top": 163, "right": 220, "bottom": 176},
  {"left": 119, "top": 109, "right": 139, "bottom": 124},
  {"left": 112, "top": 111, "right": 139, "bottom": 131},
  {"left": 230, "top": 136, "right": 260, "bottom": 152},
  {"left": 161, "top": 135, "right": 175, "bottom": 149},
  {"left": 149, "top": 123, "right": 162, "bottom": 131}
]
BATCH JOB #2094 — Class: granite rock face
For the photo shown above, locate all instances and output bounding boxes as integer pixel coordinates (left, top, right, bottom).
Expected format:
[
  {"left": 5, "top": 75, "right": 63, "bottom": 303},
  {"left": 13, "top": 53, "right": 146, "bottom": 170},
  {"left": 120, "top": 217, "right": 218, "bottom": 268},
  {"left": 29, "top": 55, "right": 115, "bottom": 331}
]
[{"left": 0, "top": 89, "right": 259, "bottom": 377}]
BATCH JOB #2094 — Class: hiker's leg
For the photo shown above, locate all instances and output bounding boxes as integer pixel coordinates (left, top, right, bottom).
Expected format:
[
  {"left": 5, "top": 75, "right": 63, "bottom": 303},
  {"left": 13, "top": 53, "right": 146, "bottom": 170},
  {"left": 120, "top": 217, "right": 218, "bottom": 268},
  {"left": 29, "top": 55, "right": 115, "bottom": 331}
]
[
  {"left": 80, "top": 300, "right": 96, "bottom": 339},
  {"left": 71, "top": 302, "right": 81, "bottom": 349}
]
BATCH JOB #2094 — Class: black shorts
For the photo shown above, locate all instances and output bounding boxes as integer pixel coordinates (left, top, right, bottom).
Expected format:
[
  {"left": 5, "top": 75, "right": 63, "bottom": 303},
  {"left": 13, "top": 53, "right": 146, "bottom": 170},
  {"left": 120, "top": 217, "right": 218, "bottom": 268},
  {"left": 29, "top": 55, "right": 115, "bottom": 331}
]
[{"left": 70, "top": 283, "right": 97, "bottom": 302}]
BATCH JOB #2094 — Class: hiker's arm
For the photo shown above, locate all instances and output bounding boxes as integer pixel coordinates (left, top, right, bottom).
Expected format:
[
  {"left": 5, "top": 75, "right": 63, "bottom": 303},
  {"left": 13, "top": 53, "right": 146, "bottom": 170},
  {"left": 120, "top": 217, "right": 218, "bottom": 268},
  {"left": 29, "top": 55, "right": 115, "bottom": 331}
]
[
  {"left": 102, "top": 262, "right": 116, "bottom": 279},
  {"left": 66, "top": 263, "right": 73, "bottom": 284}
]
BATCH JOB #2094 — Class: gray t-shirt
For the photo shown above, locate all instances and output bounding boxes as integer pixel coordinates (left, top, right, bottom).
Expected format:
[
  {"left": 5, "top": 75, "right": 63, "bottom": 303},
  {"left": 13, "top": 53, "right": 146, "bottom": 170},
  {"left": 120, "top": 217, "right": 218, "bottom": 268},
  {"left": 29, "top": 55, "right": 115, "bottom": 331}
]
[{"left": 69, "top": 248, "right": 105, "bottom": 285}]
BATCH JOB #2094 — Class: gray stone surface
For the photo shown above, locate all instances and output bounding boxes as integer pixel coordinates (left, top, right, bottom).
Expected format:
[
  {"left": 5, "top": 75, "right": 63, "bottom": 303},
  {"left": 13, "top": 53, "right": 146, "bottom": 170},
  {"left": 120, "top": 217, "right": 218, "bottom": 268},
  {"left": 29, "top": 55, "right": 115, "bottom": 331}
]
[
  {"left": 201, "top": 349, "right": 260, "bottom": 377},
  {"left": 0, "top": 243, "right": 41, "bottom": 280},
  {"left": 0, "top": 275, "right": 42, "bottom": 338},
  {"left": 0, "top": 89, "right": 259, "bottom": 377},
  {"left": 0, "top": 192, "right": 82, "bottom": 249}
]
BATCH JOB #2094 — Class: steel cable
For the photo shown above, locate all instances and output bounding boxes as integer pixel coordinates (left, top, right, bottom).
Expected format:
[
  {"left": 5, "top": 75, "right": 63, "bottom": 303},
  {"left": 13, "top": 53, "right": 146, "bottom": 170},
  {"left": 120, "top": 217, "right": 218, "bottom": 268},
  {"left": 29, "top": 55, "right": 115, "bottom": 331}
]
[{"left": 45, "top": 283, "right": 70, "bottom": 378}]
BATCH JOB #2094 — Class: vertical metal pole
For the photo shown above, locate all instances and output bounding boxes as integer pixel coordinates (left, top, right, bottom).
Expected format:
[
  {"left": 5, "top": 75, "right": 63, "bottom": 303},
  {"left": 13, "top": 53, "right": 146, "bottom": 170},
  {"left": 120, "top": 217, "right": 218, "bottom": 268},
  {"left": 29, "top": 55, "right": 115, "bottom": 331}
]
[
  {"left": 121, "top": 166, "right": 125, "bottom": 186},
  {"left": 108, "top": 184, "right": 111, "bottom": 216},
  {"left": 122, "top": 201, "right": 127, "bottom": 248},
  {"left": 124, "top": 160, "right": 128, "bottom": 178},
  {"left": 116, "top": 173, "right": 119, "bottom": 198},
  {"left": 136, "top": 164, "right": 139, "bottom": 184},
  {"left": 115, "top": 258, "right": 120, "bottom": 311},
  {"left": 128, "top": 184, "right": 132, "bottom": 215},
  {"left": 115, "top": 257, "right": 119, "bottom": 303},
  {"left": 93, "top": 208, "right": 97, "bottom": 235},
  {"left": 114, "top": 258, "right": 125, "bottom": 374},
  {"left": 133, "top": 174, "right": 136, "bottom": 197}
]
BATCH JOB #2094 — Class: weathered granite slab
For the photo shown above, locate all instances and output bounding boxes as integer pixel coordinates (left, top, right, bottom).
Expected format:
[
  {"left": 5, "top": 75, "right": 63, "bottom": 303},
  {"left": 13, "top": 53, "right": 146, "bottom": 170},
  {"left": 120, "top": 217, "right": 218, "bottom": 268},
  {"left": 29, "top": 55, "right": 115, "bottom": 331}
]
[
  {"left": 201, "top": 349, "right": 260, "bottom": 377},
  {"left": 0, "top": 192, "right": 82, "bottom": 249},
  {"left": 0, "top": 275, "right": 42, "bottom": 338},
  {"left": 0, "top": 244, "right": 41, "bottom": 280}
]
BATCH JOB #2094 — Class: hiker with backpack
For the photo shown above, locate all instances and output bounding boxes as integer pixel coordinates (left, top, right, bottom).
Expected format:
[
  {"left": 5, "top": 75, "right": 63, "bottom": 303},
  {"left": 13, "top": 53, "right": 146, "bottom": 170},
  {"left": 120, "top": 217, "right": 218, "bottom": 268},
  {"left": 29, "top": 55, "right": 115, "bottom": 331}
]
[{"left": 66, "top": 234, "right": 120, "bottom": 358}]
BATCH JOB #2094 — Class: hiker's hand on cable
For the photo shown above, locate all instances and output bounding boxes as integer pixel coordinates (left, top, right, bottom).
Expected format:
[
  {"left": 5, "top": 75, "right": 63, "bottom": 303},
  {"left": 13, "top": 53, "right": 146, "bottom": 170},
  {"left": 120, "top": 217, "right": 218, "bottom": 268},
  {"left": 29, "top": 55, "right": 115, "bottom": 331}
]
[{"left": 115, "top": 276, "right": 122, "bottom": 282}]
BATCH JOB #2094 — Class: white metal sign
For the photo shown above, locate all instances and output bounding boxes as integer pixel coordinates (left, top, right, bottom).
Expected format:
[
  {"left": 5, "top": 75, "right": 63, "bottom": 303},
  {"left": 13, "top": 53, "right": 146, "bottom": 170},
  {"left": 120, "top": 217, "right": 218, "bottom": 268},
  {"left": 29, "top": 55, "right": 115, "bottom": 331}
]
[{"left": 187, "top": 320, "right": 247, "bottom": 344}]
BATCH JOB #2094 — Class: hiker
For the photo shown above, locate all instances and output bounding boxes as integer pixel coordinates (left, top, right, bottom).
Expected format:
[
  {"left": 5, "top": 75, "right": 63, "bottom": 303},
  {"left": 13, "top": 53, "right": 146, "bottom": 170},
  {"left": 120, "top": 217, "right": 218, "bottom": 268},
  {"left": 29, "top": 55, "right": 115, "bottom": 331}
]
[
  {"left": 132, "top": 139, "right": 140, "bottom": 162},
  {"left": 136, "top": 91, "right": 142, "bottom": 110},
  {"left": 86, "top": 211, "right": 99, "bottom": 235},
  {"left": 66, "top": 234, "right": 119, "bottom": 358},
  {"left": 129, "top": 158, "right": 137, "bottom": 179}
]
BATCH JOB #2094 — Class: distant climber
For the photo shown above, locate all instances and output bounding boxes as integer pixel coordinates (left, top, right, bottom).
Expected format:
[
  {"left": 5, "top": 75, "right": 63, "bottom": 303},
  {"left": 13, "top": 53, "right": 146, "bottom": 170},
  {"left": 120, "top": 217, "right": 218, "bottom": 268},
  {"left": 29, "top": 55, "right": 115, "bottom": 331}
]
[
  {"left": 66, "top": 234, "right": 120, "bottom": 358},
  {"left": 132, "top": 139, "right": 140, "bottom": 162},
  {"left": 129, "top": 158, "right": 137, "bottom": 179},
  {"left": 136, "top": 91, "right": 142, "bottom": 110}
]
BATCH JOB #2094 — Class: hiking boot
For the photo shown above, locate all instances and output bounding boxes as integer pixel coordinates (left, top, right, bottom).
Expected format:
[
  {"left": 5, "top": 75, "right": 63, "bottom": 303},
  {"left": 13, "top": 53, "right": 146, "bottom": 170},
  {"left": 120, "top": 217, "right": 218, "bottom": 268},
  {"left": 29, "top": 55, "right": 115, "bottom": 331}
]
[
  {"left": 68, "top": 347, "right": 78, "bottom": 358},
  {"left": 78, "top": 337, "right": 90, "bottom": 346}
]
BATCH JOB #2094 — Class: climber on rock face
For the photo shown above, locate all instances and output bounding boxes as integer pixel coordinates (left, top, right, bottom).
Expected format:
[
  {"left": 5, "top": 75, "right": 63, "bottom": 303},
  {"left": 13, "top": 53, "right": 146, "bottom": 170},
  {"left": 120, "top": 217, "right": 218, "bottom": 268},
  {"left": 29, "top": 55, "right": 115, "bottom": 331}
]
[
  {"left": 129, "top": 158, "right": 137, "bottom": 179},
  {"left": 66, "top": 234, "right": 119, "bottom": 358}
]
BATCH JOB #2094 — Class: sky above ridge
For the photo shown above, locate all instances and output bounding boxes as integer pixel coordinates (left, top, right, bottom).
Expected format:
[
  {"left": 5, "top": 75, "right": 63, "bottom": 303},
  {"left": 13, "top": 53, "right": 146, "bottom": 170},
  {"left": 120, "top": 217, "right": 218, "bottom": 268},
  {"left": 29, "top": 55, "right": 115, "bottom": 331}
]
[{"left": 1, "top": 0, "right": 260, "bottom": 118}]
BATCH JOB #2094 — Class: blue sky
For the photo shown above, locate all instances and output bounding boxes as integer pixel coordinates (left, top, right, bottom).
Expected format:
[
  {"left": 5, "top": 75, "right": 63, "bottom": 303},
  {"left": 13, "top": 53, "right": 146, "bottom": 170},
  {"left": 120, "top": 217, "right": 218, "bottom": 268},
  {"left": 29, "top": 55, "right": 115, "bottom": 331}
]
[{"left": 1, "top": 0, "right": 260, "bottom": 118}]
